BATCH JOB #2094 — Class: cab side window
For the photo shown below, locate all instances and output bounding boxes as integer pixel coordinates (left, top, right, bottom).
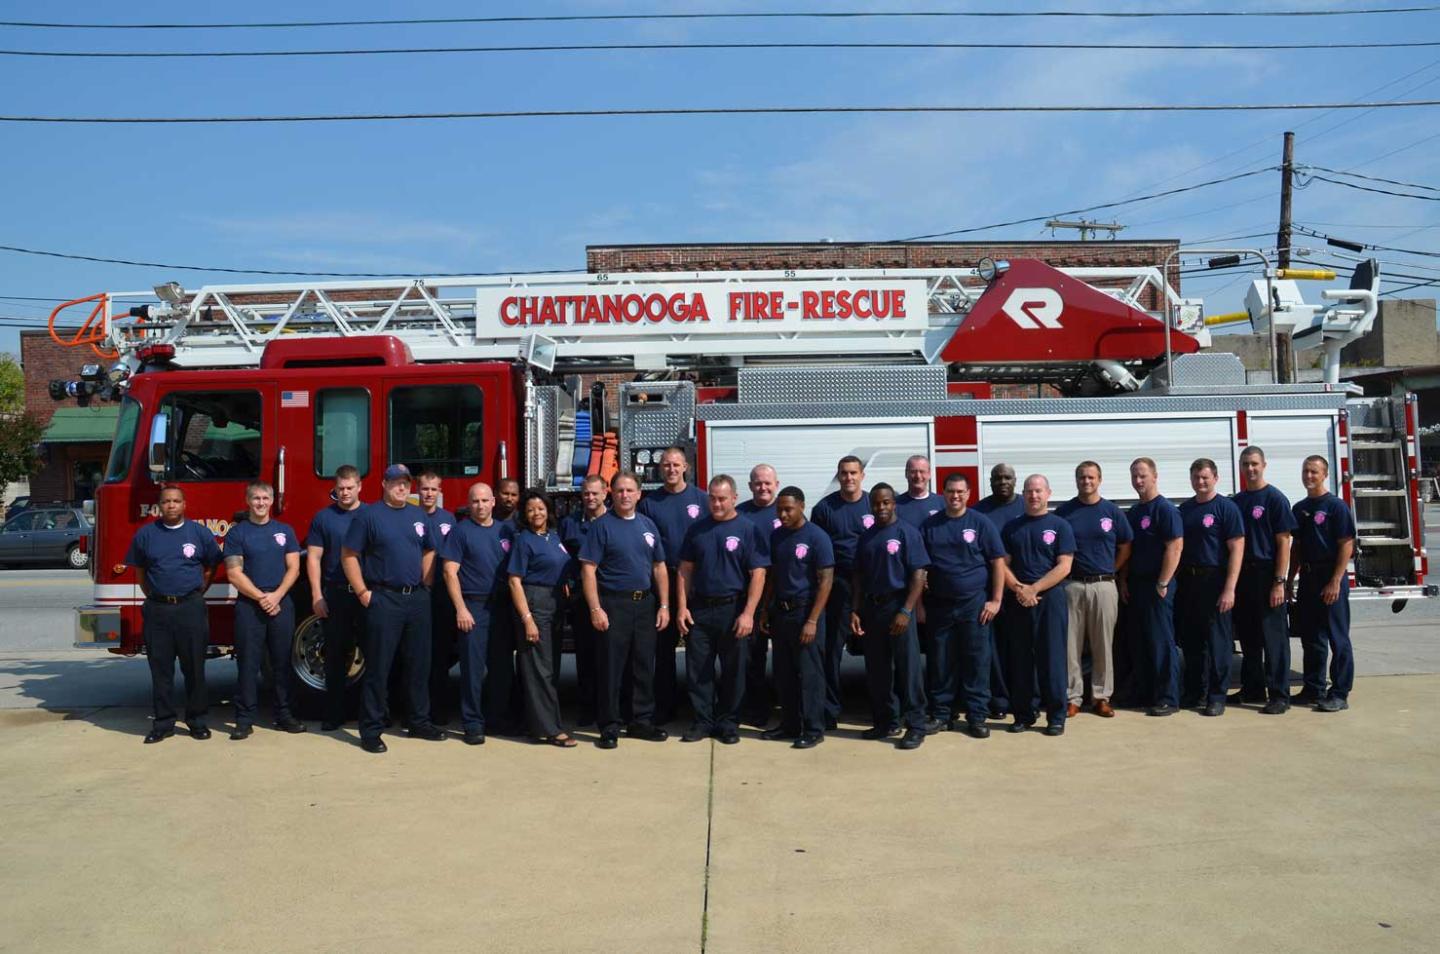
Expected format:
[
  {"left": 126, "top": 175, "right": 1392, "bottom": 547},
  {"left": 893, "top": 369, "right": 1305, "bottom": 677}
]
[
  {"left": 389, "top": 385, "right": 484, "bottom": 478},
  {"left": 316, "top": 388, "right": 371, "bottom": 477},
  {"left": 158, "top": 390, "right": 263, "bottom": 481}
]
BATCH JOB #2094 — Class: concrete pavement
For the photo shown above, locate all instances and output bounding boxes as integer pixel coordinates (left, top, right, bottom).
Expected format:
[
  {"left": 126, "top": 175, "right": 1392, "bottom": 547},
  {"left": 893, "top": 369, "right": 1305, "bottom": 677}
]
[{"left": 2, "top": 675, "right": 1437, "bottom": 953}]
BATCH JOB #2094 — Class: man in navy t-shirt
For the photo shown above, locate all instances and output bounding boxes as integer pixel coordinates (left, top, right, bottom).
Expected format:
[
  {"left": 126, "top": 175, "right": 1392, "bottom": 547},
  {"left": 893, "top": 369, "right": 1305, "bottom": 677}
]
[
  {"left": 304, "top": 464, "right": 365, "bottom": 731},
  {"left": 921, "top": 472, "right": 1005, "bottom": 737},
  {"left": 126, "top": 485, "right": 222, "bottom": 744},
  {"left": 811, "top": 454, "right": 871, "bottom": 728},
  {"left": 737, "top": 463, "right": 781, "bottom": 727},
  {"left": 579, "top": 471, "right": 672, "bottom": 748},
  {"left": 677, "top": 475, "right": 770, "bottom": 744},
  {"left": 224, "top": 480, "right": 303, "bottom": 739},
  {"left": 341, "top": 463, "right": 445, "bottom": 753},
  {"left": 1288, "top": 455, "right": 1357, "bottom": 712},
  {"left": 999, "top": 475, "right": 1076, "bottom": 736},
  {"left": 417, "top": 470, "right": 461, "bottom": 726},
  {"left": 973, "top": 462, "right": 1024, "bottom": 717},
  {"left": 895, "top": 454, "right": 943, "bottom": 527},
  {"left": 1176, "top": 458, "right": 1245, "bottom": 716},
  {"left": 759, "top": 486, "right": 834, "bottom": 748},
  {"left": 1120, "top": 457, "right": 1185, "bottom": 716},
  {"left": 637, "top": 446, "right": 706, "bottom": 725},
  {"left": 560, "top": 473, "right": 608, "bottom": 726},
  {"left": 1055, "top": 461, "right": 1133, "bottom": 720},
  {"left": 851, "top": 483, "right": 931, "bottom": 749},
  {"left": 1231, "top": 447, "right": 1298, "bottom": 713}
]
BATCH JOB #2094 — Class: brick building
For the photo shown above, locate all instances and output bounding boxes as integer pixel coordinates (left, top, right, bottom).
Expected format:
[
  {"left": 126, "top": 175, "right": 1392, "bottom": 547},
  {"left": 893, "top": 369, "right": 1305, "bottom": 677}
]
[{"left": 19, "top": 330, "right": 115, "bottom": 504}]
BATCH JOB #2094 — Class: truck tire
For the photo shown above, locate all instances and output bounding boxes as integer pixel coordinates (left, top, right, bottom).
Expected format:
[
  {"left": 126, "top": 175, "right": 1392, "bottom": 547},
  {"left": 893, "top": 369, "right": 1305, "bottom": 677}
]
[{"left": 289, "top": 610, "right": 366, "bottom": 718}]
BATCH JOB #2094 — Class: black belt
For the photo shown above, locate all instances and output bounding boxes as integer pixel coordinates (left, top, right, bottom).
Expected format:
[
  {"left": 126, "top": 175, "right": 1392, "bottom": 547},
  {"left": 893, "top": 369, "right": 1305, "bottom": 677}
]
[
  {"left": 1069, "top": 573, "right": 1115, "bottom": 584},
  {"left": 325, "top": 580, "right": 358, "bottom": 594},
  {"left": 865, "top": 590, "right": 906, "bottom": 605},
  {"left": 1300, "top": 562, "right": 1335, "bottom": 574},
  {"left": 1178, "top": 564, "right": 1221, "bottom": 577},
  {"left": 696, "top": 593, "right": 740, "bottom": 608},
  {"left": 602, "top": 588, "right": 651, "bottom": 601},
  {"left": 774, "top": 596, "right": 810, "bottom": 612},
  {"left": 148, "top": 588, "right": 202, "bottom": 605},
  {"left": 372, "top": 582, "right": 421, "bottom": 595}
]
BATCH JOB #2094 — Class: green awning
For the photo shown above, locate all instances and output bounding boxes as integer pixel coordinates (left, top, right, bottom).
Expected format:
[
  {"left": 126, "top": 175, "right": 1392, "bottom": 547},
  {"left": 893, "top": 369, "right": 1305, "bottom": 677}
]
[{"left": 41, "top": 405, "right": 120, "bottom": 444}]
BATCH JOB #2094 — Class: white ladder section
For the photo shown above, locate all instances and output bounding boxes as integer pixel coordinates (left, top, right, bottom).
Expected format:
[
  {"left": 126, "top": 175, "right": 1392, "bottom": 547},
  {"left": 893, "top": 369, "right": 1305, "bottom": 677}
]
[{"left": 102, "top": 266, "right": 1180, "bottom": 371}]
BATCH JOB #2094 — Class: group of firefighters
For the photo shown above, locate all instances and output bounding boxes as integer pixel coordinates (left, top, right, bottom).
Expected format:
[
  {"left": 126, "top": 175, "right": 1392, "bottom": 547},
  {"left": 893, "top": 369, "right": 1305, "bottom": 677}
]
[{"left": 125, "top": 445, "right": 1357, "bottom": 753}]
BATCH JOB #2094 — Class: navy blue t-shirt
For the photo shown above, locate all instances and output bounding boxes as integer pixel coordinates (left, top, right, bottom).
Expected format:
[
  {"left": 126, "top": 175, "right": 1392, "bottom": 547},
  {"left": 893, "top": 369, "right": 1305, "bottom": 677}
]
[
  {"left": 921, "top": 509, "right": 1005, "bottom": 599},
  {"left": 896, "top": 492, "right": 944, "bottom": 528},
  {"left": 343, "top": 501, "right": 434, "bottom": 588},
  {"left": 973, "top": 494, "right": 1025, "bottom": 530},
  {"left": 1126, "top": 496, "right": 1183, "bottom": 578},
  {"left": 304, "top": 503, "right": 362, "bottom": 586},
  {"left": 737, "top": 499, "right": 782, "bottom": 534},
  {"left": 1291, "top": 493, "right": 1357, "bottom": 565},
  {"left": 560, "top": 509, "right": 603, "bottom": 578},
  {"left": 442, "top": 518, "right": 513, "bottom": 596},
  {"left": 423, "top": 507, "right": 459, "bottom": 555},
  {"left": 1055, "top": 498, "right": 1134, "bottom": 577},
  {"left": 509, "top": 528, "right": 571, "bottom": 588},
  {"left": 855, "top": 520, "right": 930, "bottom": 594},
  {"left": 225, "top": 518, "right": 299, "bottom": 591},
  {"left": 578, "top": 511, "right": 666, "bottom": 592},
  {"left": 1002, "top": 513, "right": 1076, "bottom": 585},
  {"left": 811, "top": 491, "right": 874, "bottom": 570},
  {"left": 1178, "top": 495, "right": 1245, "bottom": 568},
  {"left": 125, "top": 519, "right": 221, "bottom": 597},
  {"left": 1232, "top": 484, "right": 1299, "bottom": 564},
  {"left": 638, "top": 484, "right": 707, "bottom": 568},
  {"left": 679, "top": 515, "right": 771, "bottom": 598},
  {"left": 768, "top": 522, "right": 835, "bottom": 601}
]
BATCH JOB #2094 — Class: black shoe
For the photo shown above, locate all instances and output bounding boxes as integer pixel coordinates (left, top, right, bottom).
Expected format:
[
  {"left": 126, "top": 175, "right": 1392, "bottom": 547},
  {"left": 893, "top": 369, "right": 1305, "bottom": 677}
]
[
  {"left": 989, "top": 707, "right": 1008, "bottom": 720},
  {"left": 463, "top": 730, "right": 486, "bottom": 745},
  {"left": 1006, "top": 720, "right": 1033, "bottom": 734},
  {"left": 961, "top": 722, "right": 991, "bottom": 739},
  {"left": 431, "top": 715, "right": 450, "bottom": 728},
  {"left": 1260, "top": 699, "right": 1290, "bottom": 715},
  {"left": 718, "top": 729, "right": 741, "bottom": 745},
  {"left": 320, "top": 720, "right": 343, "bottom": 731},
  {"left": 823, "top": 715, "right": 839, "bottom": 731},
  {"left": 861, "top": 725, "right": 900, "bottom": 740},
  {"left": 897, "top": 728, "right": 925, "bottom": 750},
  {"left": 143, "top": 727, "right": 175, "bottom": 744},
  {"left": 361, "top": 738, "right": 387, "bottom": 754},
  {"left": 188, "top": 725, "right": 211, "bottom": 740},
  {"left": 275, "top": 718, "right": 308, "bottom": 734},
  {"left": 1315, "top": 697, "right": 1349, "bottom": 713},
  {"left": 1227, "top": 690, "right": 1266, "bottom": 705},
  {"left": 923, "top": 717, "right": 945, "bottom": 735},
  {"left": 792, "top": 734, "right": 823, "bottom": 749},
  {"left": 1291, "top": 689, "right": 1321, "bottom": 706},
  {"left": 741, "top": 713, "right": 770, "bottom": 729},
  {"left": 626, "top": 723, "right": 669, "bottom": 742},
  {"left": 1043, "top": 723, "right": 1065, "bottom": 737},
  {"left": 229, "top": 725, "right": 253, "bottom": 741},
  {"left": 597, "top": 732, "right": 619, "bottom": 750},
  {"left": 1146, "top": 704, "right": 1177, "bottom": 717},
  {"left": 761, "top": 727, "right": 800, "bottom": 741},
  {"left": 407, "top": 724, "right": 446, "bottom": 741},
  {"left": 681, "top": 725, "right": 711, "bottom": 743},
  {"left": 1202, "top": 702, "right": 1225, "bottom": 717}
]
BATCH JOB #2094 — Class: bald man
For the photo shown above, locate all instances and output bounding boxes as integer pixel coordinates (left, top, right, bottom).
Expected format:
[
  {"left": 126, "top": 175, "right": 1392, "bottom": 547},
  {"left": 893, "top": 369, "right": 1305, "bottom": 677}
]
[{"left": 738, "top": 463, "right": 782, "bottom": 727}]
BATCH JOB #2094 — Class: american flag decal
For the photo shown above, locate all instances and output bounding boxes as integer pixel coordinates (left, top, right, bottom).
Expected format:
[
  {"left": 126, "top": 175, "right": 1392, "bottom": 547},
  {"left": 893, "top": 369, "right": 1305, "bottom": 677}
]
[{"left": 281, "top": 390, "right": 309, "bottom": 408}]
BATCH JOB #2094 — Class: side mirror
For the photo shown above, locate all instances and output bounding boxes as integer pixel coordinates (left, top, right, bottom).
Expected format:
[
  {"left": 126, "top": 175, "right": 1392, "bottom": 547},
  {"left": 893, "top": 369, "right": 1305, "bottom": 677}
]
[{"left": 147, "top": 412, "right": 170, "bottom": 477}]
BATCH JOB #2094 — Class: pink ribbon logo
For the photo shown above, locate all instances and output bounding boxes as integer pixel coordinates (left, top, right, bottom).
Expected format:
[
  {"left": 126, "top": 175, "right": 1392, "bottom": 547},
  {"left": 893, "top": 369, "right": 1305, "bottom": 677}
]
[
  {"left": 1251, "top": 505, "right": 1265, "bottom": 520},
  {"left": 724, "top": 536, "right": 740, "bottom": 552},
  {"left": 862, "top": 514, "right": 875, "bottom": 529},
  {"left": 885, "top": 538, "right": 902, "bottom": 555},
  {"left": 181, "top": 543, "right": 196, "bottom": 559},
  {"left": 794, "top": 543, "right": 809, "bottom": 560},
  {"left": 1314, "top": 511, "right": 1327, "bottom": 525},
  {"left": 643, "top": 532, "right": 656, "bottom": 548},
  {"left": 413, "top": 522, "right": 426, "bottom": 537},
  {"left": 1041, "top": 529, "right": 1057, "bottom": 545},
  {"left": 1099, "top": 518, "right": 1113, "bottom": 532},
  {"left": 686, "top": 504, "right": 701, "bottom": 519},
  {"left": 500, "top": 538, "right": 511, "bottom": 553},
  {"left": 1202, "top": 514, "right": 1215, "bottom": 528},
  {"left": 273, "top": 532, "right": 287, "bottom": 546},
  {"left": 1140, "top": 516, "right": 1152, "bottom": 530}
]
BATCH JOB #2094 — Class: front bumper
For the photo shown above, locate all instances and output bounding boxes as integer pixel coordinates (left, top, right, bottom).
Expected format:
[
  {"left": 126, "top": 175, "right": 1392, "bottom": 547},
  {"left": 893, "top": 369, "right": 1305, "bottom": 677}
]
[{"left": 74, "top": 605, "right": 122, "bottom": 650}]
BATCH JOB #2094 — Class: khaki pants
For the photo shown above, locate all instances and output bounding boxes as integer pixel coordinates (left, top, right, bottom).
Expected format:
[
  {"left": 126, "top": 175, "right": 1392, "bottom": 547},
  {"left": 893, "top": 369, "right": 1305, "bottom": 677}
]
[{"left": 1065, "top": 579, "right": 1118, "bottom": 704}]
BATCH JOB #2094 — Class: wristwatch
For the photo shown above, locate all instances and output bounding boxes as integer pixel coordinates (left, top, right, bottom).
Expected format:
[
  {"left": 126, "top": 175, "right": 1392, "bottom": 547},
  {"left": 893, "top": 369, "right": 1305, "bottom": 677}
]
[{"left": 1272, "top": 576, "right": 1286, "bottom": 585}]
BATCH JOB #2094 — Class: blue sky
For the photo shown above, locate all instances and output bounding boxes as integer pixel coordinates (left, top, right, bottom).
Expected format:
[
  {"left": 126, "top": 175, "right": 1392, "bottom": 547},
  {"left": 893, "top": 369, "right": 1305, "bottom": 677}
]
[{"left": 2, "top": 0, "right": 1438, "bottom": 355}]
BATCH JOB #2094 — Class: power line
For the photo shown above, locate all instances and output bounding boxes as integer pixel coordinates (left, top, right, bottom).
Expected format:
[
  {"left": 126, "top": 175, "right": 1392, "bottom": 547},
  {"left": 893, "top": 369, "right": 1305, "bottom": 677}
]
[
  {"left": 1303, "top": 172, "right": 1440, "bottom": 200},
  {"left": 9, "top": 39, "right": 1440, "bottom": 59},
  {"left": 5, "top": 101, "right": 1438, "bottom": 126},
  {"left": 1301, "top": 165, "right": 1439, "bottom": 193},
  {"left": 5, "top": 7, "right": 1438, "bottom": 29},
  {"left": 1295, "top": 224, "right": 1440, "bottom": 258}
]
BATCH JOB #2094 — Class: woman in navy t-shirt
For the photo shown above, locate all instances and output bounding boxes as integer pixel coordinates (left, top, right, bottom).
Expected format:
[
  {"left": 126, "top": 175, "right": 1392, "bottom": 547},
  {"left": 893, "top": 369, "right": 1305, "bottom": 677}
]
[{"left": 508, "top": 490, "right": 576, "bottom": 747}]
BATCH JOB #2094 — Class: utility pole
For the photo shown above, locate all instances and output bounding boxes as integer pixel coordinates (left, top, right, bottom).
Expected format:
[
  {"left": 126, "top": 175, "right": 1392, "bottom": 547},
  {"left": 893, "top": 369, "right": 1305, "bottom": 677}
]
[
  {"left": 1046, "top": 218, "right": 1125, "bottom": 241},
  {"left": 1275, "top": 130, "right": 1295, "bottom": 383}
]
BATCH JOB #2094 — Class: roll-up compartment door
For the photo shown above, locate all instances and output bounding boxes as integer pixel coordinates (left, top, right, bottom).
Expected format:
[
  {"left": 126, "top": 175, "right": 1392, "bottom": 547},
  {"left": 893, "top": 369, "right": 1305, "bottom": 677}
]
[
  {"left": 978, "top": 415, "right": 1237, "bottom": 503},
  {"left": 1244, "top": 413, "right": 1339, "bottom": 502}
]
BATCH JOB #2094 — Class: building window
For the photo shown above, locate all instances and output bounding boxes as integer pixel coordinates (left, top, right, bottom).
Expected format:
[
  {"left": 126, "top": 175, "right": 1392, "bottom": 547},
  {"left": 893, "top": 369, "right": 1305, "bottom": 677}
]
[
  {"left": 315, "top": 389, "right": 370, "bottom": 477},
  {"left": 388, "top": 385, "right": 484, "bottom": 477}
]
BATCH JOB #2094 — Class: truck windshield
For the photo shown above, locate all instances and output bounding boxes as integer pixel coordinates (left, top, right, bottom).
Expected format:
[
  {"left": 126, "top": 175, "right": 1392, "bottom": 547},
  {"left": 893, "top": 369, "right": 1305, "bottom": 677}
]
[{"left": 103, "top": 396, "right": 142, "bottom": 482}]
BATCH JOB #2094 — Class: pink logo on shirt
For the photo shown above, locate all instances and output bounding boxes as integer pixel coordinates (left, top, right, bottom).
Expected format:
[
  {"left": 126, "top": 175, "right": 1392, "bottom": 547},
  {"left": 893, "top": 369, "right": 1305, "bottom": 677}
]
[
  {"left": 1140, "top": 516, "right": 1152, "bottom": 530},
  {"left": 558, "top": 542, "right": 568, "bottom": 554},
  {"left": 1099, "top": 517, "right": 1113, "bottom": 532},
  {"left": 885, "top": 538, "right": 902, "bottom": 555},
  {"left": 643, "top": 532, "right": 656, "bottom": 548},
  {"left": 1251, "top": 505, "right": 1265, "bottom": 520},
  {"left": 1041, "top": 529, "right": 1057, "bottom": 545},
  {"left": 440, "top": 522, "right": 452, "bottom": 537},
  {"left": 962, "top": 528, "right": 977, "bottom": 543},
  {"left": 862, "top": 514, "right": 875, "bottom": 529},
  {"left": 772, "top": 518, "right": 782, "bottom": 529},
  {"left": 724, "top": 535, "right": 740, "bottom": 552},
  {"left": 413, "top": 522, "right": 426, "bottom": 537},
  {"left": 794, "top": 543, "right": 810, "bottom": 560},
  {"left": 500, "top": 539, "right": 511, "bottom": 553},
  {"left": 273, "top": 532, "right": 287, "bottom": 546},
  {"left": 1202, "top": 514, "right": 1215, "bottom": 528},
  {"left": 181, "top": 543, "right": 197, "bottom": 559},
  {"left": 686, "top": 504, "right": 701, "bottom": 519},
  {"left": 1314, "top": 511, "right": 1327, "bottom": 525}
]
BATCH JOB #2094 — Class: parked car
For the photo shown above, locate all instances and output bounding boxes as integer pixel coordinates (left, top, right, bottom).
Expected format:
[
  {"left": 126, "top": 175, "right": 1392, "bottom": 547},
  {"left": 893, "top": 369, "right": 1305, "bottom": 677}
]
[{"left": 0, "top": 506, "right": 92, "bottom": 569}]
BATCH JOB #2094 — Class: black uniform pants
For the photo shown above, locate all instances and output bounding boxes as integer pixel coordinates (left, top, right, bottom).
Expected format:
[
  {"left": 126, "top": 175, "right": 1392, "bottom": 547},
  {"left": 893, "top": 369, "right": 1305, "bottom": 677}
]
[
  {"left": 233, "top": 595, "right": 296, "bottom": 728},
  {"left": 770, "top": 601, "right": 826, "bottom": 737},
  {"left": 821, "top": 571, "right": 854, "bottom": 723},
  {"left": 568, "top": 595, "right": 599, "bottom": 723},
  {"left": 1234, "top": 562, "right": 1291, "bottom": 702},
  {"left": 483, "top": 595, "right": 521, "bottom": 734},
  {"left": 458, "top": 595, "right": 506, "bottom": 734},
  {"left": 321, "top": 584, "right": 365, "bottom": 726},
  {"left": 429, "top": 583, "right": 457, "bottom": 723},
  {"left": 740, "top": 626, "right": 772, "bottom": 725},
  {"left": 1127, "top": 575, "right": 1180, "bottom": 708},
  {"left": 1177, "top": 566, "right": 1233, "bottom": 708},
  {"left": 650, "top": 572, "right": 682, "bottom": 723},
  {"left": 1297, "top": 570, "right": 1353, "bottom": 701},
  {"left": 858, "top": 593, "right": 927, "bottom": 732},
  {"left": 1001, "top": 586, "right": 1068, "bottom": 727},
  {"left": 360, "top": 587, "right": 433, "bottom": 741},
  {"left": 517, "top": 584, "right": 564, "bottom": 738},
  {"left": 925, "top": 592, "right": 992, "bottom": 726},
  {"left": 685, "top": 597, "right": 751, "bottom": 734},
  {"left": 597, "top": 590, "right": 659, "bottom": 735},
  {"left": 143, "top": 593, "right": 209, "bottom": 731}
]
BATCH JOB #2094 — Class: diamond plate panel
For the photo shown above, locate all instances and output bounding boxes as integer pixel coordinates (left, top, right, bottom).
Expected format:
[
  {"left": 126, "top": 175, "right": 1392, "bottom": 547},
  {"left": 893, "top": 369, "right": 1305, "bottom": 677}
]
[
  {"left": 619, "top": 380, "right": 696, "bottom": 454},
  {"left": 1169, "top": 353, "right": 1247, "bottom": 387},
  {"left": 737, "top": 365, "right": 946, "bottom": 405}
]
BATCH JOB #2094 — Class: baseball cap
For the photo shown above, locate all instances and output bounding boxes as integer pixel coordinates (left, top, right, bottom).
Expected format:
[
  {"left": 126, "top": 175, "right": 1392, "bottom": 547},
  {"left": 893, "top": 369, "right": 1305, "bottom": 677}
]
[{"left": 382, "top": 463, "right": 413, "bottom": 482}]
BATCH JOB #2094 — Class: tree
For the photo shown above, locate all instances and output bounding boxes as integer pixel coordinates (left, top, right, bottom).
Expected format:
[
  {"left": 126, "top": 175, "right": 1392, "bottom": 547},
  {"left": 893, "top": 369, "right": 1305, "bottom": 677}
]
[
  {"left": 0, "top": 411, "right": 44, "bottom": 492},
  {"left": 0, "top": 353, "right": 23, "bottom": 415}
]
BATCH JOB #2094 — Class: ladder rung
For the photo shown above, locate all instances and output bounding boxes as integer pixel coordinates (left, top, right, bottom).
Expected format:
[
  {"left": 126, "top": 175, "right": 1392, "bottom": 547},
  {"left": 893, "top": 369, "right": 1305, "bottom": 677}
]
[
  {"left": 1358, "top": 535, "right": 1413, "bottom": 546},
  {"left": 1351, "top": 440, "right": 1402, "bottom": 450},
  {"left": 1355, "top": 520, "right": 1402, "bottom": 531},
  {"left": 1353, "top": 488, "right": 1409, "bottom": 498},
  {"left": 1349, "top": 473, "right": 1392, "bottom": 484}
]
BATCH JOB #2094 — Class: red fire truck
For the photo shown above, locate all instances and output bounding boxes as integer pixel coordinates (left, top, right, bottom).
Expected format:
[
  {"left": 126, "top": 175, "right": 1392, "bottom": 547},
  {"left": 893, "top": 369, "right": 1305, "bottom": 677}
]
[{"left": 49, "top": 257, "right": 1431, "bottom": 707}]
